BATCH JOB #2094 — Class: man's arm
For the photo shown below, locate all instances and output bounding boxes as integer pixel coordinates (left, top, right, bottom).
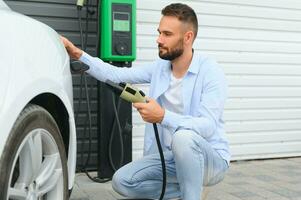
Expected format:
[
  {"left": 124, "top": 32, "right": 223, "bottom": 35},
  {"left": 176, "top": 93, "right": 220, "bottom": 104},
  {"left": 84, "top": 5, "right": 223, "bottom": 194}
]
[
  {"left": 133, "top": 62, "right": 227, "bottom": 139},
  {"left": 61, "top": 36, "right": 154, "bottom": 84}
]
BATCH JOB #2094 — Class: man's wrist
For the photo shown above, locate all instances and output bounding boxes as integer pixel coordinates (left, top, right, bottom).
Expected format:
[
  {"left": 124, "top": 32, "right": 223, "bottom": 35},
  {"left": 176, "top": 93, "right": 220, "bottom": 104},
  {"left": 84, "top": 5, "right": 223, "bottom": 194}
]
[
  {"left": 159, "top": 108, "right": 165, "bottom": 123},
  {"left": 75, "top": 49, "right": 83, "bottom": 60}
]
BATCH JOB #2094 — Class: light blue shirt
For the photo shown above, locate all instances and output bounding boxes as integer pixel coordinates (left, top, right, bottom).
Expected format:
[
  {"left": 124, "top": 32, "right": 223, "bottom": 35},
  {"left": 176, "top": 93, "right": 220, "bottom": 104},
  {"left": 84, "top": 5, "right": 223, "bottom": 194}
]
[{"left": 80, "top": 51, "right": 231, "bottom": 165}]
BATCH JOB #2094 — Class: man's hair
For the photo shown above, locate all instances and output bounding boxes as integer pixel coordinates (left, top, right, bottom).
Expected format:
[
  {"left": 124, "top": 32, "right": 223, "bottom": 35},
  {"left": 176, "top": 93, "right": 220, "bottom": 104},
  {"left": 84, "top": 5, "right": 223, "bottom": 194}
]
[{"left": 161, "top": 3, "right": 198, "bottom": 39}]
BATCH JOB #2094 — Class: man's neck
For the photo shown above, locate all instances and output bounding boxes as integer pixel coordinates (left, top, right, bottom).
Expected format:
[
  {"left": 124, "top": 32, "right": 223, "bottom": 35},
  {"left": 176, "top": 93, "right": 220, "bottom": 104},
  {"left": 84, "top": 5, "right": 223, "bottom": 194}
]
[{"left": 171, "top": 48, "right": 193, "bottom": 79}]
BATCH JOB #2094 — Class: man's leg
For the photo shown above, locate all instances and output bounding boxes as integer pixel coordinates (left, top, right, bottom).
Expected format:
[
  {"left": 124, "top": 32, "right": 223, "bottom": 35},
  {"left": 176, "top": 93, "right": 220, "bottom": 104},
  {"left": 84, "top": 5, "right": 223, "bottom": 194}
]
[
  {"left": 171, "top": 130, "right": 228, "bottom": 200},
  {"left": 112, "top": 151, "right": 181, "bottom": 199}
]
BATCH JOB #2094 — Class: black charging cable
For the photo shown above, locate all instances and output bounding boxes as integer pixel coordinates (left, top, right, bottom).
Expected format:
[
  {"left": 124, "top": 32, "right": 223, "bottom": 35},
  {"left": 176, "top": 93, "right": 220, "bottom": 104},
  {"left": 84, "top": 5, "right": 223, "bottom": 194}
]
[
  {"left": 153, "top": 123, "right": 166, "bottom": 200},
  {"left": 77, "top": 0, "right": 127, "bottom": 176},
  {"left": 104, "top": 81, "right": 166, "bottom": 200},
  {"left": 74, "top": 0, "right": 112, "bottom": 183},
  {"left": 75, "top": 0, "right": 127, "bottom": 183},
  {"left": 109, "top": 98, "right": 166, "bottom": 200},
  {"left": 74, "top": 1, "right": 167, "bottom": 199},
  {"left": 109, "top": 94, "right": 125, "bottom": 171}
]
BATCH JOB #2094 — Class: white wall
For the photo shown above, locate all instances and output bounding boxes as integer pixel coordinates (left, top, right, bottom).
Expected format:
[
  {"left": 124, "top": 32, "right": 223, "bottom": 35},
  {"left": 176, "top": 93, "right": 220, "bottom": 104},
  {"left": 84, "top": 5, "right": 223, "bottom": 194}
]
[{"left": 132, "top": 0, "right": 301, "bottom": 161}]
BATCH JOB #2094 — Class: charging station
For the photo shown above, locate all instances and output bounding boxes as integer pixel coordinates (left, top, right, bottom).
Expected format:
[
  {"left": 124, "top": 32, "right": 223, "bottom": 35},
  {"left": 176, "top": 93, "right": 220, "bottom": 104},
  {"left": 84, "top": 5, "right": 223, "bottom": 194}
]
[{"left": 97, "top": 0, "right": 136, "bottom": 179}]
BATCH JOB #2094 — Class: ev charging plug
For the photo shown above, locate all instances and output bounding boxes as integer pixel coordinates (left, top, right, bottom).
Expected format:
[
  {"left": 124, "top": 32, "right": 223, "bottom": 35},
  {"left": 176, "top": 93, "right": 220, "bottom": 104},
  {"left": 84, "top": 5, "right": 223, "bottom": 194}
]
[
  {"left": 105, "top": 80, "right": 147, "bottom": 103},
  {"left": 105, "top": 79, "right": 166, "bottom": 200},
  {"left": 76, "top": 0, "right": 85, "bottom": 9},
  {"left": 70, "top": 60, "right": 89, "bottom": 74}
]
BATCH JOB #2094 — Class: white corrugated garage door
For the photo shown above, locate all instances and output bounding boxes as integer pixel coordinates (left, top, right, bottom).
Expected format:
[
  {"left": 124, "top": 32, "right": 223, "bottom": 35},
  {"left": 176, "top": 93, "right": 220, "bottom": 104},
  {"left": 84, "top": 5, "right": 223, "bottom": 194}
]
[{"left": 132, "top": 0, "right": 301, "bottom": 161}]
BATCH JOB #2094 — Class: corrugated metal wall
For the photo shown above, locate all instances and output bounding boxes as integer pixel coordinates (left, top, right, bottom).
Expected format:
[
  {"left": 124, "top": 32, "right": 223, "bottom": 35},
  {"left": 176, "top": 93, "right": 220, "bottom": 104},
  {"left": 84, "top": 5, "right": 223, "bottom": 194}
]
[
  {"left": 5, "top": 0, "right": 99, "bottom": 169},
  {"left": 132, "top": 0, "right": 301, "bottom": 161},
  {"left": 5, "top": 0, "right": 301, "bottom": 163}
]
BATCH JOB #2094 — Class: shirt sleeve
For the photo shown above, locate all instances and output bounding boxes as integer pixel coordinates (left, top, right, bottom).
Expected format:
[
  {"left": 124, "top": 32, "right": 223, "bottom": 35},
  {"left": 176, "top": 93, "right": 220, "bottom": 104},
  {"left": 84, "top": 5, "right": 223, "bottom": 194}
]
[
  {"left": 161, "top": 63, "right": 228, "bottom": 139},
  {"left": 79, "top": 51, "right": 154, "bottom": 84}
]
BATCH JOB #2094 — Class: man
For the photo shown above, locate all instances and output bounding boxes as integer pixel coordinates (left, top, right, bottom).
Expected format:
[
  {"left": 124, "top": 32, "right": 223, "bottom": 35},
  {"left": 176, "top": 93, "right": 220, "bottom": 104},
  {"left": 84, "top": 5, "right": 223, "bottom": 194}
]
[{"left": 62, "top": 3, "right": 230, "bottom": 200}]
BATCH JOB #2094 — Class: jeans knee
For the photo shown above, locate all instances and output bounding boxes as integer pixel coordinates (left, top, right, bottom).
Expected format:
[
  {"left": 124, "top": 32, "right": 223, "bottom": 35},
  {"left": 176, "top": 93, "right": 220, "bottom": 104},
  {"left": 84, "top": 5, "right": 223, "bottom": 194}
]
[
  {"left": 171, "top": 130, "right": 208, "bottom": 157},
  {"left": 112, "top": 169, "right": 130, "bottom": 196},
  {"left": 112, "top": 171, "right": 122, "bottom": 194},
  {"left": 172, "top": 130, "right": 196, "bottom": 147},
  {"left": 172, "top": 131, "right": 195, "bottom": 155}
]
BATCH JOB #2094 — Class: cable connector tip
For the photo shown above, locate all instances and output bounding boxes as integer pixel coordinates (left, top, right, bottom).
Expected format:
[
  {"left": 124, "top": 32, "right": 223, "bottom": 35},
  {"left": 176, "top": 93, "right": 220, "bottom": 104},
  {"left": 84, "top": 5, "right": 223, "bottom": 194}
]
[{"left": 76, "top": 0, "right": 85, "bottom": 8}]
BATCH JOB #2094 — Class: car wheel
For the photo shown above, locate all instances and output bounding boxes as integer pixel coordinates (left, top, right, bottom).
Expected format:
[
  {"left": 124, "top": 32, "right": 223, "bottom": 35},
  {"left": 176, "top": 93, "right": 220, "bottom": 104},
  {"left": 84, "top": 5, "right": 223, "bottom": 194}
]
[{"left": 0, "top": 104, "right": 68, "bottom": 200}]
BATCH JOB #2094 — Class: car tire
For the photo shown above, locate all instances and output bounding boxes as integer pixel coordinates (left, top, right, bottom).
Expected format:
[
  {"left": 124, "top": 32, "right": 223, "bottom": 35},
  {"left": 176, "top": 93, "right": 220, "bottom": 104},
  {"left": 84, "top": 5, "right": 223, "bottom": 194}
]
[{"left": 0, "top": 104, "right": 68, "bottom": 200}]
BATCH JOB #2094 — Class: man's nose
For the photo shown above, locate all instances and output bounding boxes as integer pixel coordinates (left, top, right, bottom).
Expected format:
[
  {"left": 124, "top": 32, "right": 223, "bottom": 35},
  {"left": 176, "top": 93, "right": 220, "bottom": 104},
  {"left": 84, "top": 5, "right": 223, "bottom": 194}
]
[{"left": 156, "top": 35, "right": 163, "bottom": 44}]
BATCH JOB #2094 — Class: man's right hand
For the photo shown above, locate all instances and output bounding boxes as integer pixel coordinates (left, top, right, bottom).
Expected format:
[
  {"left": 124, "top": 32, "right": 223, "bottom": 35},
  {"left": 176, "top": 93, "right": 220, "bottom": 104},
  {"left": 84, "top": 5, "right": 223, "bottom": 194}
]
[{"left": 60, "top": 36, "right": 83, "bottom": 60}]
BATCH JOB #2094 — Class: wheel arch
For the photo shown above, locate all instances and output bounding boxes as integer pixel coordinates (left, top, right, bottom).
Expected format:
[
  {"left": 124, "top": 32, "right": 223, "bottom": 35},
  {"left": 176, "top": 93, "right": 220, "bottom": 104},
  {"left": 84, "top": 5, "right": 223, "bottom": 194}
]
[{"left": 29, "top": 93, "right": 70, "bottom": 156}]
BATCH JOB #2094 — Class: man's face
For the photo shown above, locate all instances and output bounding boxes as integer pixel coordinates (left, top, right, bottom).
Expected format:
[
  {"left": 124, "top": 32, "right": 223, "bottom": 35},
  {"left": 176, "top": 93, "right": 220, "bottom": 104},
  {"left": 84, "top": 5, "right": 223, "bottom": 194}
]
[{"left": 157, "top": 16, "right": 185, "bottom": 61}]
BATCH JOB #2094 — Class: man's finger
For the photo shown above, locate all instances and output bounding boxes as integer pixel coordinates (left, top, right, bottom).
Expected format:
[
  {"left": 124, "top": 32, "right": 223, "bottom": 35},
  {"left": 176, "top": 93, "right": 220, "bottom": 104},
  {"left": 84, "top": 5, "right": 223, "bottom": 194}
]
[
  {"left": 133, "top": 102, "right": 146, "bottom": 109},
  {"left": 60, "top": 36, "right": 67, "bottom": 43},
  {"left": 139, "top": 109, "right": 147, "bottom": 115}
]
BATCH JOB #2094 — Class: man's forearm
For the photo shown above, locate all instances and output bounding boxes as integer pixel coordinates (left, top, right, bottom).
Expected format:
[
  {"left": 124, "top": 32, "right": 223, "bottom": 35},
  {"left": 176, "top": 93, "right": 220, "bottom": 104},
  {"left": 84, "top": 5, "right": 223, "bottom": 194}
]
[{"left": 161, "top": 109, "right": 218, "bottom": 138}]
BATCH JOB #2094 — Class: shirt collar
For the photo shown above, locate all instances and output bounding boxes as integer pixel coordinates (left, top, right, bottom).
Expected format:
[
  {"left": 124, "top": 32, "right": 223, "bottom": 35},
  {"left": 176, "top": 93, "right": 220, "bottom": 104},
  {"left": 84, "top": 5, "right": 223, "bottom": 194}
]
[{"left": 187, "top": 50, "right": 199, "bottom": 74}]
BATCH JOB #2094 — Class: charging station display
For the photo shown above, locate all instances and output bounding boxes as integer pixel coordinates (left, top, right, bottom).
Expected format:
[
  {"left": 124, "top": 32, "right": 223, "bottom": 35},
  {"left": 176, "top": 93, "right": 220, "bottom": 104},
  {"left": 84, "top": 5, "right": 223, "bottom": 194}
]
[
  {"left": 100, "top": 0, "right": 136, "bottom": 61},
  {"left": 113, "top": 12, "right": 130, "bottom": 32}
]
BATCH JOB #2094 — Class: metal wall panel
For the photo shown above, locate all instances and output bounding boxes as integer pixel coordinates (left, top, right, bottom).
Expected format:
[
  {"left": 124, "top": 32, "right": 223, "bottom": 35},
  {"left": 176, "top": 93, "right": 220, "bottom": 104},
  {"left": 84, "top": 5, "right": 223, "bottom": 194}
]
[
  {"left": 6, "top": 0, "right": 301, "bottom": 163},
  {"left": 132, "top": 0, "right": 301, "bottom": 161}
]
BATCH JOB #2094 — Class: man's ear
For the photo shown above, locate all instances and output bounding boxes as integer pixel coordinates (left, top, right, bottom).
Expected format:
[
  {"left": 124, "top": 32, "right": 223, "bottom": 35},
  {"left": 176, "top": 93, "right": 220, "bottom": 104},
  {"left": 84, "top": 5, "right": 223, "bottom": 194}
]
[{"left": 184, "top": 31, "right": 194, "bottom": 44}]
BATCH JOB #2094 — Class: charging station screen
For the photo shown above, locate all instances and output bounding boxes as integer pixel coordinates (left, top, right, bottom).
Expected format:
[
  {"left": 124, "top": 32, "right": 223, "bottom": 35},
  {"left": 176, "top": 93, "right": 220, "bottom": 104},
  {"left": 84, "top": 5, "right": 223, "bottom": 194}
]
[{"left": 113, "top": 12, "right": 130, "bottom": 32}]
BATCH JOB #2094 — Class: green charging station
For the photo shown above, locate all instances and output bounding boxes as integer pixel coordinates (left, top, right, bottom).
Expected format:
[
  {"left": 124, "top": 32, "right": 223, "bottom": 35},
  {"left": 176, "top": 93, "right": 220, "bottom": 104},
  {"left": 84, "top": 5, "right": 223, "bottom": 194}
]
[
  {"left": 98, "top": 0, "right": 136, "bottom": 179},
  {"left": 100, "top": 0, "right": 136, "bottom": 62}
]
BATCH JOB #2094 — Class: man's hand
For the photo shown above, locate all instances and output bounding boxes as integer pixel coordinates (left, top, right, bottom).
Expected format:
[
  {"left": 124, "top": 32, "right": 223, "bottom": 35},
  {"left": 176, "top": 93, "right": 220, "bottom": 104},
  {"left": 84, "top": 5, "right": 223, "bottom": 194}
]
[
  {"left": 60, "top": 36, "right": 83, "bottom": 60},
  {"left": 133, "top": 98, "right": 165, "bottom": 123}
]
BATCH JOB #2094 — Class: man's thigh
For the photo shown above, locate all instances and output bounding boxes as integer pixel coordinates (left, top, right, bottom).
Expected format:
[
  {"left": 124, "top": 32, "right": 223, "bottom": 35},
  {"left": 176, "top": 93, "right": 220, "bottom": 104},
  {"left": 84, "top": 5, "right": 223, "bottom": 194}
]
[{"left": 114, "top": 151, "right": 178, "bottom": 184}]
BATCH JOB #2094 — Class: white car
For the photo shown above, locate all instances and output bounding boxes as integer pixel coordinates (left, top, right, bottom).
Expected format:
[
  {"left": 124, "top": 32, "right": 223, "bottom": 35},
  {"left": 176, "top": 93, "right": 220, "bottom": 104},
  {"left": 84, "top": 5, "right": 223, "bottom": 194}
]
[{"left": 0, "top": 1, "right": 77, "bottom": 200}]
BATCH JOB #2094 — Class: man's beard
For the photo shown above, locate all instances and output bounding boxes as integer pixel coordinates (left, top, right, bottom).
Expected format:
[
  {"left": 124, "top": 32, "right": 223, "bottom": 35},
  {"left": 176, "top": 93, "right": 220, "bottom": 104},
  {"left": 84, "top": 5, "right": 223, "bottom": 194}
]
[{"left": 158, "top": 40, "right": 184, "bottom": 61}]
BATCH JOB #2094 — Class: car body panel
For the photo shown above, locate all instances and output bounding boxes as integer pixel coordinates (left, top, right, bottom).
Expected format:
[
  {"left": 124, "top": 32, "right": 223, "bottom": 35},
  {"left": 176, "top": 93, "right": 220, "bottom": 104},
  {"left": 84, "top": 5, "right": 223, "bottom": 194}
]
[
  {"left": 0, "top": 1, "right": 76, "bottom": 189},
  {"left": 0, "top": 0, "right": 9, "bottom": 10}
]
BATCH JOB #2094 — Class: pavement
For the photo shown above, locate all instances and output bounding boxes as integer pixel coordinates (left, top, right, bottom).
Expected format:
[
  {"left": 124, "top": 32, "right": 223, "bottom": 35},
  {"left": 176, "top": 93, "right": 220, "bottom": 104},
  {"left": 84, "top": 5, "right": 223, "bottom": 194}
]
[{"left": 70, "top": 156, "right": 301, "bottom": 200}]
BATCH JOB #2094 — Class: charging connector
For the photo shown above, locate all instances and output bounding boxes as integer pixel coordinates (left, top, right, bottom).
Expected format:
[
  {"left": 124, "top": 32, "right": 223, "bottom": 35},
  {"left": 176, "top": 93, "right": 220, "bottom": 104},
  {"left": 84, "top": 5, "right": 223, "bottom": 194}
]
[
  {"left": 76, "top": 0, "right": 85, "bottom": 9},
  {"left": 70, "top": 60, "right": 89, "bottom": 74},
  {"left": 74, "top": 0, "right": 166, "bottom": 198}
]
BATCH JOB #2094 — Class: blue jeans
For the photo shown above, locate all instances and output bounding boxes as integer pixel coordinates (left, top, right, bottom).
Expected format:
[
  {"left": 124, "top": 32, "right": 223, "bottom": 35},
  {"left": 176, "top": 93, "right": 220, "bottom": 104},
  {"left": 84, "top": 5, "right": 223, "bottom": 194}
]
[{"left": 112, "top": 130, "right": 229, "bottom": 200}]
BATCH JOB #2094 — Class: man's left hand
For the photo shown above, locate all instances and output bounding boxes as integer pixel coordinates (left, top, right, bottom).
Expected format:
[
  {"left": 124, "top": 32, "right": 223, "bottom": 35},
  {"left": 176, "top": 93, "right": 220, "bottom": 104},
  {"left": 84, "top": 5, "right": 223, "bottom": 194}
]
[{"left": 133, "top": 98, "right": 165, "bottom": 123}]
